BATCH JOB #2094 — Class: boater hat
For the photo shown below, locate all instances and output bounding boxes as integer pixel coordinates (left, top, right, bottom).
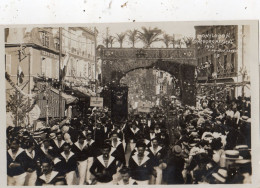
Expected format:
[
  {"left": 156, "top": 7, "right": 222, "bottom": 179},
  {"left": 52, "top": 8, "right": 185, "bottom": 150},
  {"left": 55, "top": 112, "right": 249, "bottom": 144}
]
[
  {"left": 173, "top": 145, "right": 182, "bottom": 156},
  {"left": 223, "top": 150, "right": 243, "bottom": 160},
  {"left": 212, "top": 168, "right": 228, "bottom": 183}
]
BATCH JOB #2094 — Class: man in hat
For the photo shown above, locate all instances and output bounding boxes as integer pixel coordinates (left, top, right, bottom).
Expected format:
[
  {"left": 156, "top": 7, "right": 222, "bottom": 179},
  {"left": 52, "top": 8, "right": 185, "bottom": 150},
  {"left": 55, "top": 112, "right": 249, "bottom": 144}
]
[
  {"left": 37, "top": 138, "right": 56, "bottom": 162},
  {"left": 82, "top": 132, "right": 97, "bottom": 184},
  {"left": 220, "top": 150, "right": 243, "bottom": 183},
  {"left": 93, "top": 120, "right": 105, "bottom": 149},
  {"left": 71, "top": 134, "right": 89, "bottom": 185},
  {"left": 235, "top": 158, "right": 251, "bottom": 183},
  {"left": 128, "top": 141, "right": 155, "bottom": 185},
  {"left": 7, "top": 138, "right": 27, "bottom": 186},
  {"left": 50, "top": 131, "right": 65, "bottom": 157},
  {"left": 126, "top": 121, "right": 141, "bottom": 152},
  {"left": 55, "top": 143, "right": 77, "bottom": 185},
  {"left": 211, "top": 168, "right": 228, "bottom": 184},
  {"left": 164, "top": 145, "right": 185, "bottom": 184},
  {"left": 109, "top": 122, "right": 124, "bottom": 141},
  {"left": 23, "top": 140, "right": 41, "bottom": 186},
  {"left": 148, "top": 137, "right": 167, "bottom": 184},
  {"left": 154, "top": 124, "right": 162, "bottom": 137},
  {"left": 90, "top": 143, "right": 122, "bottom": 184},
  {"left": 110, "top": 131, "right": 126, "bottom": 165},
  {"left": 147, "top": 128, "right": 156, "bottom": 141}
]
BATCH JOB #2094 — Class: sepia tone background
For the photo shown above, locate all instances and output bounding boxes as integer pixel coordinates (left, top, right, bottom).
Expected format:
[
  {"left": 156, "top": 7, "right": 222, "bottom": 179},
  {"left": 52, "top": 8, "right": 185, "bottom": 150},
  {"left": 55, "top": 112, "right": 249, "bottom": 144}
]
[{"left": 0, "top": 0, "right": 259, "bottom": 187}]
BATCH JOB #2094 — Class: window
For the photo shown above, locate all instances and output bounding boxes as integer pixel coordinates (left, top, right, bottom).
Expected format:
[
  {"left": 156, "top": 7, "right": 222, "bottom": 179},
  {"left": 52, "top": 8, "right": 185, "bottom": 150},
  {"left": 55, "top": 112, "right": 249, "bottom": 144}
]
[
  {"left": 160, "top": 84, "right": 163, "bottom": 92},
  {"left": 159, "top": 71, "right": 163, "bottom": 78},
  {"left": 41, "top": 31, "right": 49, "bottom": 47},
  {"left": 54, "top": 38, "right": 60, "bottom": 50}
]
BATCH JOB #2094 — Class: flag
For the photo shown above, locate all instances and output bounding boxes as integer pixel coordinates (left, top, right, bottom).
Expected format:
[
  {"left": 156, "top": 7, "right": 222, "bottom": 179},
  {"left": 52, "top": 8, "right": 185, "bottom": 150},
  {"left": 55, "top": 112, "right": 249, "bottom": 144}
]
[
  {"left": 61, "top": 52, "right": 70, "bottom": 80},
  {"left": 17, "top": 65, "right": 24, "bottom": 84}
]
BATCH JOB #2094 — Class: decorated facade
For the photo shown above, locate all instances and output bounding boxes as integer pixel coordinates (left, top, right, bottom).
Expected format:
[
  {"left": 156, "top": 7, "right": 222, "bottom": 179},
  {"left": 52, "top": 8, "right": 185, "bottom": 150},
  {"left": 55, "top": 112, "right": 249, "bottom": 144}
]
[
  {"left": 194, "top": 25, "right": 251, "bottom": 100},
  {"left": 100, "top": 47, "right": 197, "bottom": 106}
]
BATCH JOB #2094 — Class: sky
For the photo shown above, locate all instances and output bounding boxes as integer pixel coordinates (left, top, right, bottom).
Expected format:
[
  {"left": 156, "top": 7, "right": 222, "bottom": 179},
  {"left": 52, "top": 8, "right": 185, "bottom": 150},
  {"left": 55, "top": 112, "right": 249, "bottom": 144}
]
[{"left": 92, "top": 21, "right": 197, "bottom": 48}]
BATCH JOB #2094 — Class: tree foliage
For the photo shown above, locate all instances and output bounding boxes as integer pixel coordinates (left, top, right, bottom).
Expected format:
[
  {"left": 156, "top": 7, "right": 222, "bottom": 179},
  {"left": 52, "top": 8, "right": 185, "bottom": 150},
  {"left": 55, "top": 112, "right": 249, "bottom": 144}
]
[
  {"left": 161, "top": 33, "right": 171, "bottom": 48},
  {"left": 138, "top": 27, "right": 162, "bottom": 48},
  {"left": 6, "top": 91, "right": 35, "bottom": 126},
  {"left": 127, "top": 29, "right": 139, "bottom": 48},
  {"left": 115, "top": 32, "right": 126, "bottom": 48},
  {"left": 108, "top": 36, "right": 115, "bottom": 48}
]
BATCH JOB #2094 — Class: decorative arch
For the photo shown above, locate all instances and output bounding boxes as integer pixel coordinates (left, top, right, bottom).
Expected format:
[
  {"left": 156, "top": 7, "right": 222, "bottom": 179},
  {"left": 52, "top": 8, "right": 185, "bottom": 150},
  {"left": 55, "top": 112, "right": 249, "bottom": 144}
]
[{"left": 100, "top": 48, "right": 197, "bottom": 106}]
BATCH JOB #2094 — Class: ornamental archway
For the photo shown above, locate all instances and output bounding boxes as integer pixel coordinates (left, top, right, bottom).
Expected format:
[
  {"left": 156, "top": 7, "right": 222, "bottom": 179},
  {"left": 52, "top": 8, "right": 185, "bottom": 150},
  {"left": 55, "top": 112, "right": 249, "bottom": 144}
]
[{"left": 100, "top": 48, "right": 197, "bottom": 106}]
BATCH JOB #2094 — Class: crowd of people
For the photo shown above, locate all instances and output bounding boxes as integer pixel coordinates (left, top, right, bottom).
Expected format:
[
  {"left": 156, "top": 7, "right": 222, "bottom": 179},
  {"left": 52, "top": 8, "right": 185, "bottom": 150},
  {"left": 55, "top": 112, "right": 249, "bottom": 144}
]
[{"left": 6, "top": 96, "right": 251, "bottom": 185}]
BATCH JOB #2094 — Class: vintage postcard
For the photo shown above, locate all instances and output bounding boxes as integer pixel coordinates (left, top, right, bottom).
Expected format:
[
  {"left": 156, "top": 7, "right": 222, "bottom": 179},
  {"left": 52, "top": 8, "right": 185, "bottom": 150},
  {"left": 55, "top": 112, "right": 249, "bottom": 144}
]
[{"left": 2, "top": 21, "right": 258, "bottom": 186}]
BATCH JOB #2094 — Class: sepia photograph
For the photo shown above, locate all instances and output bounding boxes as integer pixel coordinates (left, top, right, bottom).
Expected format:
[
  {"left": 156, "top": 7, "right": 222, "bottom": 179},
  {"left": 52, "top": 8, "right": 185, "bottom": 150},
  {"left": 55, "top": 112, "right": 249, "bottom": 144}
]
[{"left": 4, "top": 21, "right": 256, "bottom": 185}]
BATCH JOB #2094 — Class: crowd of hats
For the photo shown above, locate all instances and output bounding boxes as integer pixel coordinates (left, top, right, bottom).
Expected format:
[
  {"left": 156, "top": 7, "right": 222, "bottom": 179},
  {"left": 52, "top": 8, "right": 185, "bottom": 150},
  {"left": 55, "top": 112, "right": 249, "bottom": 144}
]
[
  {"left": 6, "top": 95, "right": 251, "bottom": 184},
  {"left": 169, "top": 96, "right": 251, "bottom": 184}
]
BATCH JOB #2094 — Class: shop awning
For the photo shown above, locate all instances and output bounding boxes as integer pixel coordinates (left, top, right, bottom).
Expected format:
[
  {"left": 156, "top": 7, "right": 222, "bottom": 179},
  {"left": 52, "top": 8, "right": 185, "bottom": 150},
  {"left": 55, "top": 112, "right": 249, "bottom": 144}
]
[{"left": 51, "top": 88, "right": 78, "bottom": 104}]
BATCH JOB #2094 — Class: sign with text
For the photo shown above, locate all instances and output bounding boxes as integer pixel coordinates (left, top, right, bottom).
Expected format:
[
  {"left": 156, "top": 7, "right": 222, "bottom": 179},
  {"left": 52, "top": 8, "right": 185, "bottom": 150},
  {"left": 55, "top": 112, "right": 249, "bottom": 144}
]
[
  {"left": 90, "top": 97, "right": 103, "bottom": 107},
  {"left": 138, "top": 102, "right": 151, "bottom": 113}
]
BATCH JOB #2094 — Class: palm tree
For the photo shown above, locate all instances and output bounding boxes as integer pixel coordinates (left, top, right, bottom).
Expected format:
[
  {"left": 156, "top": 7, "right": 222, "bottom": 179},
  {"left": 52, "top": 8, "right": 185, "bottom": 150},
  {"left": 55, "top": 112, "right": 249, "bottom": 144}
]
[
  {"left": 161, "top": 33, "right": 171, "bottom": 48},
  {"left": 183, "top": 37, "right": 194, "bottom": 48},
  {"left": 169, "top": 34, "right": 175, "bottom": 48},
  {"left": 175, "top": 39, "right": 183, "bottom": 48},
  {"left": 127, "top": 29, "right": 139, "bottom": 48},
  {"left": 103, "top": 36, "right": 110, "bottom": 48},
  {"left": 115, "top": 32, "right": 126, "bottom": 48},
  {"left": 138, "top": 27, "right": 162, "bottom": 48},
  {"left": 108, "top": 36, "right": 115, "bottom": 48}
]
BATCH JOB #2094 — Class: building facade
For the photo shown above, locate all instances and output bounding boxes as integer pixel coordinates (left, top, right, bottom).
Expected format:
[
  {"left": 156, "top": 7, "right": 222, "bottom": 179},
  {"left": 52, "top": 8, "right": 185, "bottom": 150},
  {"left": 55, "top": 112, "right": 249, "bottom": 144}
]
[
  {"left": 5, "top": 27, "right": 97, "bottom": 120},
  {"left": 195, "top": 25, "right": 250, "bottom": 99},
  {"left": 5, "top": 27, "right": 96, "bottom": 92}
]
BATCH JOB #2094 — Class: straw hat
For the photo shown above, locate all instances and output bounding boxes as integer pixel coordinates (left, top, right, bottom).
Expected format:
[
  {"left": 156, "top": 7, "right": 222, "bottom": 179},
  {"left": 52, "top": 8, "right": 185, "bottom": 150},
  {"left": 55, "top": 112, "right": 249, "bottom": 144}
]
[
  {"left": 49, "top": 133, "right": 56, "bottom": 140},
  {"left": 201, "top": 132, "right": 213, "bottom": 142},
  {"left": 240, "top": 116, "right": 249, "bottom": 121},
  {"left": 212, "top": 168, "right": 228, "bottom": 183},
  {"left": 223, "top": 150, "right": 243, "bottom": 160},
  {"left": 188, "top": 125, "right": 196, "bottom": 132},
  {"left": 235, "top": 159, "right": 251, "bottom": 165},
  {"left": 234, "top": 145, "right": 250, "bottom": 151},
  {"left": 173, "top": 145, "right": 182, "bottom": 156}
]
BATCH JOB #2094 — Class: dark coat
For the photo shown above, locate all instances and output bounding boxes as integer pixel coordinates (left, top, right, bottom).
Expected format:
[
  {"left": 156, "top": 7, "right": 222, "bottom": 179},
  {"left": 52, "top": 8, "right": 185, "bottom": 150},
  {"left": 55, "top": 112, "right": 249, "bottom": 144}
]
[
  {"left": 50, "top": 139, "right": 66, "bottom": 157},
  {"left": 36, "top": 145, "right": 56, "bottom": 161},
  {"left": 126, "top": 127, "right": 141, "bottom": 142},
  {"left": 7, "top": 148, "right": 26, "bottom": 177},
  {"left": 23, "top": 149, "right": 41, "bottom": 173},
  {"left": 128, "top": 153, "right": 154, "bottom": 181},
  {"left": 36, "top": 171, "right": 63, "bottom": 186},
  {"left": 148, "top": 146, "right": 167, "bottom": 166},
  {"left": 110, "top": 140, "right": 126, "bottom": 165},
  {"left": 90, "top": 155, "right": 121, "bottom": 183},
  {"left": 55, "top": 152, "right": 77, "bottom": 175},
  {"left": 164, "top": 154, "right": 185, "bottom": 184},
  {"left": 93, "top": 127, "right": 105, "bottom": 148},
  {"left": 71, "top": 139, "right": 96, "bottom": 161}
]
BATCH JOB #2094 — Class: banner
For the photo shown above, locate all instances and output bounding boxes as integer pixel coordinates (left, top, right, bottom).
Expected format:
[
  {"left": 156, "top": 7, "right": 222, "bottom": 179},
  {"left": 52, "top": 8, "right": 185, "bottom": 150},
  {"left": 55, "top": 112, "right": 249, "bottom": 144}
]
[
  {"left": 111, "top": 86, "right": 128, "bottom": 122},
  {"left": 138, "top": 102, "right": 151, "bottom": 113},
  {"left": 90, "top": 97, "right": 103, "bottom": 107}
]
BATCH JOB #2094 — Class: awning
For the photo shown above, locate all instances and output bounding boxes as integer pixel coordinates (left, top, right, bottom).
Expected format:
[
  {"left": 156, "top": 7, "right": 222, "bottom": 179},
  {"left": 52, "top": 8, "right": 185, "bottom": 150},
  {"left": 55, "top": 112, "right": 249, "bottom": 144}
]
[
  {"left": 72, "top": 86, "right": 96, "bottom": 97},
  {"left": 51, "top": 88, "right": 78, "bottom": 104}
]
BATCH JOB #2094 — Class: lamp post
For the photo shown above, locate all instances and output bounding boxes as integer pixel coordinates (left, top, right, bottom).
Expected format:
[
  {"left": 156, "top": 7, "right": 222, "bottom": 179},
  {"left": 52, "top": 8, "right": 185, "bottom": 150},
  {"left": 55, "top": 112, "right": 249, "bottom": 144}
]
[
  {"left": 240, "top": 67, "right": 247, "bottom": 115},
  {"left": 212, "top": 72, "right": 218, "bottom": 103},
  {"left": 43, "top": 85, "right": 50, "bottom": 127}
]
